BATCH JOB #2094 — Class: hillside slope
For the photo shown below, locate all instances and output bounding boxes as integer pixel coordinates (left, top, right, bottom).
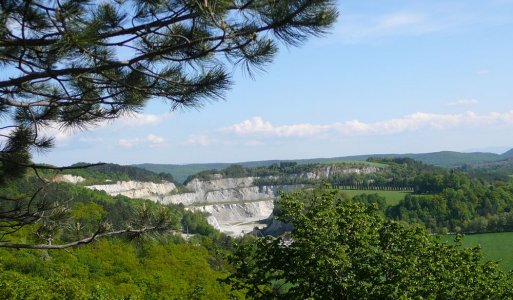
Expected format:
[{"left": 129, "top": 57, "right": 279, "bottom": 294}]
[{"left": 135, "top": 148, "right": 513, "bottom": 183}]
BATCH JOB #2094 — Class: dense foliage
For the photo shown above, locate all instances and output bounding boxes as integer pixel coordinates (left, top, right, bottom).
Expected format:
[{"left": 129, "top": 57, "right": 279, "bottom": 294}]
[
  {"left": 0, "top": 179, "right": 236, "bottom": 299},
  {"left": 187, "top": 161, "right": 382, "bottom": 186},
  {"left": 388, "top": 181, "right": 513, "bottom": 234},
  {"left": 45, "top": 163, "right": 176, "bottom": 185},
  {"left": 227, "top": 189, "right": 513, "bottom": 299},
  {"left": 0, "top": 177, "right": 217, "bottom": 246},
  {"left": 3, "top": 160, "right": 513, "bottom": 298},
  {"left": 459, "top": 158, "right": 513, "bottom": 182},
  {"left": 0, "top": 238, "right": 232, "bottom": 299},
  {"left": 185, "top": 162, "right": 320, "bottom": 183}
]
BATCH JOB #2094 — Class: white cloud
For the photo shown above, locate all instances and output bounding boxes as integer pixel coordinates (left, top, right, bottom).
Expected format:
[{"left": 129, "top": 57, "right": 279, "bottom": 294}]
[
  {"left": 184, "top": 134, "right": 214, "bottom": 146},
  {"left": 32, "top": 112, "right": 173, "bottom": 146},
  {"left": 147, "top": 134, "right": 164, "bottom": 144},
  {"left": 0, "top": 123, "right": 78, "bottom": 148},
  {"left": 221, "top": 117, "right": 332, "bottom": 137},
  {"left": 118, "top": 112, "right": 173, "bottom": 127},
  {"left": 39, "top": 124, "right": 76, "bottom": 145},
  {"left": 118, "top": 134, "right": 165, "bottom": 148},
  {"left": 379, "top": 13, "right": 428, "bottom": 30},
  {"left": 78, "top": 137, "right": 104, "bottom": 144},
  {"left": 222, "top": 111, "right": 513, "bottom": 138},
  {"left": 446, "top": 99, "right": 479, "bottom": 107}
]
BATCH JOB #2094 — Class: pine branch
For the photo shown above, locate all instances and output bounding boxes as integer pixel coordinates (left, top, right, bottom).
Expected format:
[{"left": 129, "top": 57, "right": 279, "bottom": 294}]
[{"left": 0, "top": 226, "right": 162, "bottom": 249}]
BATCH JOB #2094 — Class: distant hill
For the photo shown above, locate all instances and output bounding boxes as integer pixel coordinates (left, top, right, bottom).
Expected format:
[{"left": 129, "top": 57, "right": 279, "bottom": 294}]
[
  {"left": 135, "top": 161, "right": 285, "bottom": 183},
  {"left": 47, "top": 163, "right": 175, "bottom": 185},
  {"left": 135, "top": 148, "right": 513, "bottom": 183},
  {"left": 501, "top": 148, "right": 513, "bottom": 159}
]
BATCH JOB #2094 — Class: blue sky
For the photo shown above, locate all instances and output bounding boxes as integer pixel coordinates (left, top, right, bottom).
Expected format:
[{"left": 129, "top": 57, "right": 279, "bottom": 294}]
[{"left": 36, "top": 0, "right": 513, "bottom": 165}]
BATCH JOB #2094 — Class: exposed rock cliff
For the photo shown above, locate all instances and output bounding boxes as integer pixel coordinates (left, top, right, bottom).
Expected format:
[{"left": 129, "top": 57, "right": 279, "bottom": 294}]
[
  {"left": 297, "top": 165, "right": 381, "bottom": 179},
  {"left": 83, "top": 163, "right": 381, "bottom": 236},
  {"left": 192, "top": 200, "right": 275, "bottom": 236},
  {"left": 85, "top": 177, "right": 300, "bottom": 236},
  {"left": 87, "top": 181, "right": 176, "bottom": 201},
  {"left": 160, "top": 177, "right": 305, "bottom": 205},
  {"left": 53, "top": 174, "right": 86, "bottom": 184}
]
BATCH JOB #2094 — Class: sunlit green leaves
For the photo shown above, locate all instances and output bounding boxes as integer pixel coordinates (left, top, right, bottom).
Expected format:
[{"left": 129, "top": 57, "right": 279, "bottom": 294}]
[{"left": 227, "top": 189, "right": 513, "bottom": 299}]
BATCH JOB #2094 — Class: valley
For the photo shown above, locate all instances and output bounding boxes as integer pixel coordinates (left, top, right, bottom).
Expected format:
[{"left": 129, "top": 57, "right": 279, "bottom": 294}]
[
  {"left": 3, "top": 152, "right": 513, "bottom": 298},
  {"left": 71, "top": 163, "right": 383, "bottom": 236}
]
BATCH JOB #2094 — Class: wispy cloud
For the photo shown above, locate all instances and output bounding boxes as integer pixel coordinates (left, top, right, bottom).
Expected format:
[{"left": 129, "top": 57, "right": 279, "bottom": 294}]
[
  {"left": 184, "top": 134, "right": 214, "bottom": 146},
  {"left": 380, "top": 13, "right": 427, "bottom": 29},
  {"left": 336, "top": 12, "right": 441, "bottom": 43},
  {"left": 446, "top": 99, "right": 479, "bottom": 107},
  {"left": 221, "top": 111, "right": 513, "bottom": 138},
  {"left": 477, "top": 69, "right": 490, "bottom": 76},
  {"left": 221, "top": 117, "right": 328, "bottom": 137},
  {"left": 118, "top": 112, "right": 173, "bottom": 127},
  {"left": 33, "top": 112, "right": 173, "bottom": 146},
  {"left": 332, "top": 1, "right": 513, "bottom": 44},
  {"left": 39, "top": 124, "right": 76, "bottom": 145},
  {"left": 118, "top": 134, "right": 165, "bottom": 148},
  {"left": 78, "top": 137, "right": 104, "bottom": 144}
]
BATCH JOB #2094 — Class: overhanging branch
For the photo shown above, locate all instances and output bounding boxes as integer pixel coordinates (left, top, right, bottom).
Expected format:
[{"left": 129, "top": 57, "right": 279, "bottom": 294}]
[{"left": 0, "top": 226, "right": 160, "bottom": 249}]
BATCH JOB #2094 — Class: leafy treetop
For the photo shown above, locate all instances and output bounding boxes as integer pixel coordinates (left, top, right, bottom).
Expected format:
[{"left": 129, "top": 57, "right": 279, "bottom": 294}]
[{"left": 226, "top": 189, "right": 513, "bottom": 299}]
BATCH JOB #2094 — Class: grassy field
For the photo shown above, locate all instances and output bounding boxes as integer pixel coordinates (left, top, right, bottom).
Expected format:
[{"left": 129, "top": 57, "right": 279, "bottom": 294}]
[
  {"left": 443, "top": 232, "right": 513, "bottom": 271},
  {"left": 339, "top": 189, "right": 409, "bottom": 206}
]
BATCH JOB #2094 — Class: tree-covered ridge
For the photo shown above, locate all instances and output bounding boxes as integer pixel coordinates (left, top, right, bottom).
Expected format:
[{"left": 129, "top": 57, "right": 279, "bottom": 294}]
[
  {"left": 180, "top": 157, "right": 466, "bottom": 191},
  {"left": 184, "top": 162, "right": 322, "bottom": 183},
  {"left": 458, "top": 157, "right": 513, "bottom": 182},
  {"left": 253, "top": 157, "right": 513, "bottom": 235},
  {"left": 250, "top": 157, "right": 451, "bottom": 190},
  {"left": 43, "top": 163, "right": 176, "bottom": 185},
  {"left": 185, "top": 161, "right": 384, "bottom": 184},
  {"left": 36, "top": 158, "right": 513, "bottom": 237},
  {"left": 135, "top": 148, "right": 513, "bottom": 183},
  {"left": 387, "top": 181, "right": 513, "bottom": 234},
  {"left": 330, "top": 158, "right": 513, "bottom": 234},
  {"left": 4, "top": 164, "right": 513, "bottom": 298}
]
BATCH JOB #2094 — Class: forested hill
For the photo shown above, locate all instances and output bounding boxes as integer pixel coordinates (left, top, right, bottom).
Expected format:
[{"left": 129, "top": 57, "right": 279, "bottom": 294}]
[
  {"left": 43, "top": 163, "right": 176, "bottom": 185},
  {"left": 502, "top": 148, "right": 513, "bottom": 158},
  {"left": 135, "top": 148, "right": 513, "bottom": 183}
]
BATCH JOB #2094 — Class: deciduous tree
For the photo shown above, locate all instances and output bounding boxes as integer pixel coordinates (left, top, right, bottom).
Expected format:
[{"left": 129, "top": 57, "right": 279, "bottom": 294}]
[{"left": 226, "top": 189, "right": 513, "bottom": 299}]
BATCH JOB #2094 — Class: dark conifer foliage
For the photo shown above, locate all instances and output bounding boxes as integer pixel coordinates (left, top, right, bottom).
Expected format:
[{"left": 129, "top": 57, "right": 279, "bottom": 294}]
[
  {"left": 0, "top": 0, "right": 337, "bottom": 181},
  {"left": 0, "top": 0, "right": 337, "bottom": 243}
]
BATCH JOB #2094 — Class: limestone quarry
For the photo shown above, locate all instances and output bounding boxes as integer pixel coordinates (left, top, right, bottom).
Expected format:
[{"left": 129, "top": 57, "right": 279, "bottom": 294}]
[{"left": 79, "top": 164, "right": 381, "bottom": 236}]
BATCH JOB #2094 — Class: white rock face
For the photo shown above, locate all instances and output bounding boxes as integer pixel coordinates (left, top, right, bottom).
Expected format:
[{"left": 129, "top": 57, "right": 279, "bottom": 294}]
[
  {"left": 53, "top": 174, "right": 86, "bottom": 184},
  {"left": 161, "top": 179, "right": 305, "bottom": 206},
  {"left": 186, "top": 177, "right": 254, "bottom": 191},
  {"left": 298, "top": 165, "right": 381, "bottom": 179},
  {"left": 86, "top": 181, "right": 176, "bottom": 201},
  {"left": 84, "top": 165, "right": 379, "bottom": 206},
  {"left": 85, "top": 176, "right": 299, "bottom": 236},
  {"left": 83, "top": 164, "right": 381, "bottom": 236},
  {"left": 192, "top": 200, "right": 275, "bottom": 236}
]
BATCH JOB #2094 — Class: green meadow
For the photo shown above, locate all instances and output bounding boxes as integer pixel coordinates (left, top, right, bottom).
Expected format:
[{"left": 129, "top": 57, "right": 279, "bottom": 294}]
[
  {"left": 340, "top": 189, "right": 410, "bottom": 206},
  {"left": 444, "top": 232, "right": 513, "bottom": 271}
]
